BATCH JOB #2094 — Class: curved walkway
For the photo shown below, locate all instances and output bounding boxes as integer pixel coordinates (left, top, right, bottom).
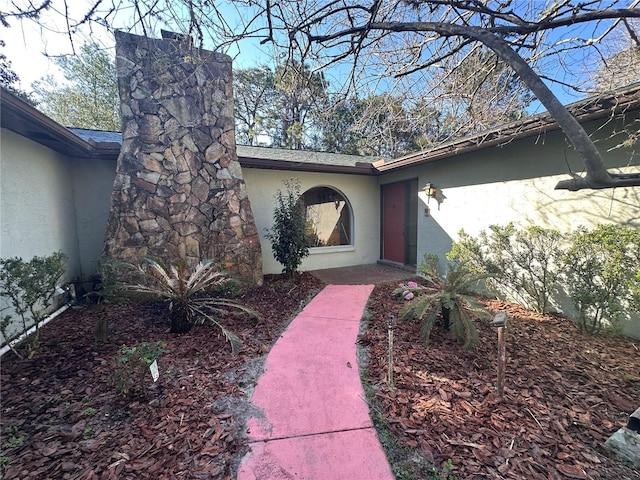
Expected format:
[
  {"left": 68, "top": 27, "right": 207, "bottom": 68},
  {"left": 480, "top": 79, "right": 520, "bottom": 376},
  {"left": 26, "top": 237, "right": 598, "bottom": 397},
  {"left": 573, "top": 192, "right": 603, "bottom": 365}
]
[{"left": 237, "top": 284, "right": 394, "bottom": 480}]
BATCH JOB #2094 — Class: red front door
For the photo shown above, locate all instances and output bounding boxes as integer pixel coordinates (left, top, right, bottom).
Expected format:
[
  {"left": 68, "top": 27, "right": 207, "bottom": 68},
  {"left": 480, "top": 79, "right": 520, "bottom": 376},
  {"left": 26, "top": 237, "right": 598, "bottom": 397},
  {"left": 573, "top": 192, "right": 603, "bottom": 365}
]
[{"left": 382, "top": 182, "right": 406, "bottom": 263}]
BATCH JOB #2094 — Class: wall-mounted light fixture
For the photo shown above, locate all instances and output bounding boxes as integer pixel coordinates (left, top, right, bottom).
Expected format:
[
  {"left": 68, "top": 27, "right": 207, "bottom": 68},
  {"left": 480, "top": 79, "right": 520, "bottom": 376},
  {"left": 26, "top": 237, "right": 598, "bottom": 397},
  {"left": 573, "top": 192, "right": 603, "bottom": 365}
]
[{"left": 423, "top": 182, "right": 437, "bottom": 203}]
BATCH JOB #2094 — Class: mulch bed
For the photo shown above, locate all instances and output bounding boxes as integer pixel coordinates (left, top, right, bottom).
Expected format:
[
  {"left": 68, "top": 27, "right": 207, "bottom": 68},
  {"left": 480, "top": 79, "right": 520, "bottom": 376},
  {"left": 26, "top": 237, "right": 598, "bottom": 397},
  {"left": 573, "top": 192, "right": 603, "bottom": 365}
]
[
  {"left": 363, "top": 282, "right": 640, "bottom": 479},
  {"left": 0, "top": 272, "right": 324, "bottom": 480},
  {"left": 3, "top": 274, "right": 639, "bottom": 479}
]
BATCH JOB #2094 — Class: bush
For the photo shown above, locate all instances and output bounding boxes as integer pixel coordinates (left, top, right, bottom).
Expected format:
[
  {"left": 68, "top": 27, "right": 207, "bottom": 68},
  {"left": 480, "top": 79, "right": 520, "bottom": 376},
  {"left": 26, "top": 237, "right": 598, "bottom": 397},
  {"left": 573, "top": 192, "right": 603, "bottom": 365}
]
[
  {"left": 448, "top": 223, "right": 565, "bottom": 314},
  {"left": 0, "top": 251, "right": 67, "bottom": 359},
  {"left": 125, "top": 257, "right": 259, "bottom": 352},
  {"left": 563, "top": 224, "right": 640, "bottom": 334},
  {"left": 113, "top": 341, "right": 169, "bottom": 397},
  {"left": 394, "top": 259, "right": 489, "bottom": 351},
  {"left": 265, "top": 179, "right": 309, "bottom": 281}
]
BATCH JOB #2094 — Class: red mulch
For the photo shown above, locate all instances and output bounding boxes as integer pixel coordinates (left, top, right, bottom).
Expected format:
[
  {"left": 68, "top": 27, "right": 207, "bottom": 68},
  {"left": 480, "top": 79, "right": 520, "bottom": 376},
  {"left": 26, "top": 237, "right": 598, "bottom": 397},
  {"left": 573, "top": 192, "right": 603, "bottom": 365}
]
[
  {"left": 3, "top": 275, "right": 639, "bottom": 479},
  {"left": 0, "top": 273, "right": 324, "bottom": 480},
  {"left": 363, "top": 282, "right": 640, "bottom": 479}
]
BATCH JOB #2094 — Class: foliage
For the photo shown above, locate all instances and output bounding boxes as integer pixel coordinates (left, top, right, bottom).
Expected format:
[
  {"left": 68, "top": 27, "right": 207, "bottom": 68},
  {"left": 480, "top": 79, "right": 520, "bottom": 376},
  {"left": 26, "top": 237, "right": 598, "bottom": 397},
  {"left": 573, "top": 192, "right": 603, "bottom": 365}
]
[
  {"left": 234, "top": 65, "right": 277, "bottom": 146},
  {"left": 272, "top": 61, "right": 328, "bottom": 149},
  {"left": 32, "top": 41, "right": 120, "bottom": 130},
  {"left": 233, "top": 62, "right": 327, "bottom": 149},
  {"left": 265, "top": 179, "right": 309, "bottom": 281},
  {"left": 562, "top": 224, "right": 640, "bottom": 334},
  {"left": 317, "top": 93, "right": 434, "bottom": 158},
  {"left": 125, "top": 257, "right": 258, "bottom": 351},
  {"left": 0, "top": 251, "right": 67, "bottom": 359},
  {"left": 589, "top": 20, "right": 640, "bottom": 92},
  {"left": 448, "top": 223, "right": 566, "bottom": 314},
  {"left": 6, "top": 1, "right": 640, "bottom": 189},
  {"left": 88, "top": 258, "right": 129, "bottom": 304},
  {"left": 394, "top": 260, "right": 489, "bottom": 351},
  {"left": 2, "top": 426, "right": 25, "bottom": 448},
  {"left": 419, "top": 254, "right": 441, "bottom": 277},
  {"left": 429, "top": 47, "right": 532, "bottom": 141},
  {"left": 431, "top": 459, "right": 457, "bottom": 480},
  {"left": 113, "top": 341, "right": 169, "bottom": 397}
]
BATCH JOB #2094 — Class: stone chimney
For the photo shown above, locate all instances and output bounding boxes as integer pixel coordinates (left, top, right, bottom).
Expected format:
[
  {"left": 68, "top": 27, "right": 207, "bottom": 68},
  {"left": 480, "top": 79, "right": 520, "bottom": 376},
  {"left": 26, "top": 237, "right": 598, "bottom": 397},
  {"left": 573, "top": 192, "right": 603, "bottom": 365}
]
[{"left": 103, "top": 31, "right": 263, "bottom": 286}]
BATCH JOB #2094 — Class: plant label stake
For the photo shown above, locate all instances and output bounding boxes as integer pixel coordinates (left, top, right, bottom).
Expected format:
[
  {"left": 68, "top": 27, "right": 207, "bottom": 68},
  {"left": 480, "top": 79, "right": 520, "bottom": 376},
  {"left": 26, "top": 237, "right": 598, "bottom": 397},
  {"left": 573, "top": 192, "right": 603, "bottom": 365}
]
[
  {"left": 492, "top": 312, "right": 508, "bottom": 399},
  {"left": 149, "top": 359, "right": 159, "bottom": 382},
  {"left": 388, "top": 314, "right": 395, "bottom": 390}
]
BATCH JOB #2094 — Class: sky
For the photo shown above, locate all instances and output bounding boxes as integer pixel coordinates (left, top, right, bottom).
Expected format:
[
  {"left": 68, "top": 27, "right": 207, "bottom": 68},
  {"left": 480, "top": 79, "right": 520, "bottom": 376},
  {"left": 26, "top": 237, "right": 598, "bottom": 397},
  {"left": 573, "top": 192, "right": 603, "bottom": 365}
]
[
  {"left": 1, "top": 0, "right": 276, "bottom": 89},
  {"left": 1, "top": 1, "right": 635, "bottom": 110}
]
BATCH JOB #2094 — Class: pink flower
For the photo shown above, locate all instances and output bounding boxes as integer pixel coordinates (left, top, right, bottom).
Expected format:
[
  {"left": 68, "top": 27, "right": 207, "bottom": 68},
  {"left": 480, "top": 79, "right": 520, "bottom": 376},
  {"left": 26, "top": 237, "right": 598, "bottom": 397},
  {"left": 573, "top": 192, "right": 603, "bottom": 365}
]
[
  {"left": 407, "top": 281, "right": 418, "bottom": 288},
  {"left": 403, "top": 291, "right": 414, "bottom": 300}
]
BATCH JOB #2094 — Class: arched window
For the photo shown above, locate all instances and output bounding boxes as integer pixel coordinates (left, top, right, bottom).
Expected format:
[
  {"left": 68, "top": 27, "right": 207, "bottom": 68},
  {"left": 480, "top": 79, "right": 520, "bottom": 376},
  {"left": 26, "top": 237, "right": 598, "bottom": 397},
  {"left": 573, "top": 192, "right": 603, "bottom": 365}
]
[{"left": 302, "top": 186, "right": 352, "bottom": 247}]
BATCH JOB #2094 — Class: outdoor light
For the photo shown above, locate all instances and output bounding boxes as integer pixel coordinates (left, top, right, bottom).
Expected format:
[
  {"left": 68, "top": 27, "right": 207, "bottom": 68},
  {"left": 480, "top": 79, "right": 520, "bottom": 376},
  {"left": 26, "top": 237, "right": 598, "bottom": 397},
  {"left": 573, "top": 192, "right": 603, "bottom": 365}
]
[{"left": 423, "top": 182, "right": 437, "bottom": 202}]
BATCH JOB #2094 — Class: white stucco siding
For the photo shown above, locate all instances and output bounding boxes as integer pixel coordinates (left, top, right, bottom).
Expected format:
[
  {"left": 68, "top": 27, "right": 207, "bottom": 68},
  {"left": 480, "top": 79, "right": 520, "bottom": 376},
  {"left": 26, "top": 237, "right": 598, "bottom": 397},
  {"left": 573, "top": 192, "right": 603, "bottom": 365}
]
[
  {"left": 0, "top": 129, "right": 81, "bottom": 279},
  {"left": 0, "top": 129, "right": 84, "bottom": 344},
  {"left": 69, "top": 157, "right": 116, "bottom": 282},
  {"left": 242, "top": 168, "right": 380, "bottom": 274},
  {"left": 408, "top": 122, "right": 640, "bottom": 263},
  {"left": 386, "top": 117, "right": 640, "bottom": 337}
]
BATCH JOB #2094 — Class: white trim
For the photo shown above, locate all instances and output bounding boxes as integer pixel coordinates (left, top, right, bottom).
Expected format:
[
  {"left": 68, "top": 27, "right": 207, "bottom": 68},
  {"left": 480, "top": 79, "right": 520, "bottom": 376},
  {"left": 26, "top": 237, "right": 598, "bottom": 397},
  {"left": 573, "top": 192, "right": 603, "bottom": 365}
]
[
  {"left": 0, "top": 304, "right": 70, "bottom": 357},
  {"left": 308, "top": 245, "right": 355, "bottom": 255}
]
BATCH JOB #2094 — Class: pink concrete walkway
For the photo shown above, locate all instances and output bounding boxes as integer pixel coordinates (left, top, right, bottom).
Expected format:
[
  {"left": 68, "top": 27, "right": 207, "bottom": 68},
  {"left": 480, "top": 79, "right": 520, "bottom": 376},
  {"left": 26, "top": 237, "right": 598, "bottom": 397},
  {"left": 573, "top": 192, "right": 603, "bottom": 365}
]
[{"left": 237, "top": 284, "right": 394, "bottom": 480}]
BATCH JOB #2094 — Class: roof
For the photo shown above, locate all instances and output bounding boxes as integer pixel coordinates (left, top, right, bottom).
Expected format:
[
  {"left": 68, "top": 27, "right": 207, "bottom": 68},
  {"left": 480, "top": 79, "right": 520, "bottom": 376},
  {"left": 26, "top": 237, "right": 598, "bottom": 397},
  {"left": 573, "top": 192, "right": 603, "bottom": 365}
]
[
  {"left": 67, "top": 128, "right": 377, "bottom": 175},
  {"left": 0, "top": 90, "right": 120, "bottom": 160},
  {"left": 375, "top": 82, "right": 640, "bottom": 172},
  {"left": 3, "top": 83, "right": 639, "bottom": 174}
]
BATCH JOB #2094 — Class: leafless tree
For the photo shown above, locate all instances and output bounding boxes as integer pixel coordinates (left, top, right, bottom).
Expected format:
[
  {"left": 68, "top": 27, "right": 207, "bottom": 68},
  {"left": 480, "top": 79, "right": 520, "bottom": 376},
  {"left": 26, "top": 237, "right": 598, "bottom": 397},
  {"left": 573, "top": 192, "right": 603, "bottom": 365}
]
[
  {"left": 3, "top": 0, "right": 640, "bottom": 190},
  {"left": 590, "top": 19, "right": 640, "bottom": 91}
]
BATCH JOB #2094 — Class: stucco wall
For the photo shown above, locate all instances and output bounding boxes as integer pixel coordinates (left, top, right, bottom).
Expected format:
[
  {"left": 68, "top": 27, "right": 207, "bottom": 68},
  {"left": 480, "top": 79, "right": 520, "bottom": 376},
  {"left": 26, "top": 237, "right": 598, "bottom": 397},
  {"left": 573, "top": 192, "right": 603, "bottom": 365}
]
[
  {"left": 1, "top": 129, "right": 81, "bottom": 277},
  {"left": 69, "top": 156, "right": 116, "bottom": 285},
  {"left": 409, "top": 119, "right": 639, "bottom": 262},
  {"left": 0, "top": 129, "right": 82, "bottom": 343},
  {"left": 243, "top": 168, "right": 380, "bottom": 274},
  {"left": 380, "top": 115, "right": 640, "bottom": 337}
]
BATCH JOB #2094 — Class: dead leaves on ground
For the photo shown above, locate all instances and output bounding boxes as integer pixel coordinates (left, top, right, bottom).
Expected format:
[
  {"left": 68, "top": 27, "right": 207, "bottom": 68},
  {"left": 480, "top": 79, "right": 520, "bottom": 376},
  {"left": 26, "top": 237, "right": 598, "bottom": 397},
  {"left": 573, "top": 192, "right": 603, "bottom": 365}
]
[{"left": 365, "top": 284, "right": 640, "bottom": 479}]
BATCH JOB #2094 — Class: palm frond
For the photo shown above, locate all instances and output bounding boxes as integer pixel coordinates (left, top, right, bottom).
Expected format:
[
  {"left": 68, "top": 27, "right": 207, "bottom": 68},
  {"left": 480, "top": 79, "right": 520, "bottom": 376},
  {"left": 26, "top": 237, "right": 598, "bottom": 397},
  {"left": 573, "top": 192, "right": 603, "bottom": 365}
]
[
  {"left": 400, "top": 293, "right": 439, "bottom": 321},
  {"left": 457, "top": 307, "right": 479, "bottom": 351},
  {"left": 196, "top": 297, "right": 260, "bottom": 319},
  {"left": 419, "top": 308, "right": 439, "bottom": 346},
  {"left": 399, "top": 260, "right": 489, "bottom": 351},
  {"left": 119, "top": 256, "right": 252, "bottom": 348},
  {"left": 191, "top": 304, "right": 242, "bottom": 353},
  {"left": 185, "top": 260, "right": 225, "bottom": 294}
]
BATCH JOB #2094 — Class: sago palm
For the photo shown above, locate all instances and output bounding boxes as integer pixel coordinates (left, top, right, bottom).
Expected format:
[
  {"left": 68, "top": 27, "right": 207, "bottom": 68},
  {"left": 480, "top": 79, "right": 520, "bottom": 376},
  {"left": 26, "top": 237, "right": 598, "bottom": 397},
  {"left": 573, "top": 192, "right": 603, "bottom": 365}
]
[
  {"left": 395, "top": 262, "right": 489, "bottom": 351},
  {"left": 127, "top": 257, "right": 259, "bottom": 353}
]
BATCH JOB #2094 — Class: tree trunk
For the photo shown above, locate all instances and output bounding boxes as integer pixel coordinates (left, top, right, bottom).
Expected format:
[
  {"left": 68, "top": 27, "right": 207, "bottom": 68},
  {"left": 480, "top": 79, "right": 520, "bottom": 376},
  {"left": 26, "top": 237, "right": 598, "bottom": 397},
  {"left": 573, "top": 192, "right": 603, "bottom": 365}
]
[
  {"left": 95, "top": 317, "right": 109, "bottom": 345},
  {"left": 170, "top": 302, "right": 193, "bottom": 334},
  {"left": 442, "top": 305, "right": 451, "bottom": 331}
]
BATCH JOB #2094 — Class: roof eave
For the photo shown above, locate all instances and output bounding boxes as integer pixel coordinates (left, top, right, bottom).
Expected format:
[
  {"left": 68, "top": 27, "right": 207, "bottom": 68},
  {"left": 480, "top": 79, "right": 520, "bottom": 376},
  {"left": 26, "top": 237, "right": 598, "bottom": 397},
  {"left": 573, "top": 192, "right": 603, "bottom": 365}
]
[
  {"left": 377, "top": 83, "right": 640, "bottom": 172},
  {"left": 239, "top": 156, "right": 376, "bottom": 175},
  {"left": 0, "top": 88, "right": 112, "bottom": 158}
]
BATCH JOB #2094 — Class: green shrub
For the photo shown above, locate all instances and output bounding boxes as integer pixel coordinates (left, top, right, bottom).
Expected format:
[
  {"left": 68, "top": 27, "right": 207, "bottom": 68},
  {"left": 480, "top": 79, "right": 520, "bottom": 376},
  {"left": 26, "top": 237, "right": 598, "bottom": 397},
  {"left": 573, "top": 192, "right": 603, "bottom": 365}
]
[
  {"left": 88, "top": 258, "right": 129, "bottom": 304},
  {"left": 563, "top": 224, "right": 640, "bottom": 334},
  {"left": 448, "top": 223, "right": 565, "bottom": 314},
  {"left": 113, "top": 341, "right": 169, "bottom": 397},
  {"left": 125, "top": 257, "right": 259, "bottom": 351},
  {"left": 0, "top": 251, "right": 67, "bottom": 359},
  {"left": 265, "top": 179, "right": 309, "bottom": 281},
  {"left": 394, "top": 261, "right": 489, "bottom": 351}
]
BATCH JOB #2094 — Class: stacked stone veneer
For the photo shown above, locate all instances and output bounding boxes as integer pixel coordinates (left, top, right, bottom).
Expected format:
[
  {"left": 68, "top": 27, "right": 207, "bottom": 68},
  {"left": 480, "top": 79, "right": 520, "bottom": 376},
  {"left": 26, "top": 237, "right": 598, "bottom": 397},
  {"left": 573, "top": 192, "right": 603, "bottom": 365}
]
[{"left": 103, "top": 31, "right": 263, "bottom": 285}]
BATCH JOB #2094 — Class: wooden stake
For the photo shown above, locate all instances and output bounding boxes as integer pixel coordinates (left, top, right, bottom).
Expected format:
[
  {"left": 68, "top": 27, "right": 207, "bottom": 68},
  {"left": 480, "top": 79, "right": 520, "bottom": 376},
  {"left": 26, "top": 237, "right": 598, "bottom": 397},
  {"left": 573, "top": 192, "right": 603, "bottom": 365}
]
[
  {"left": 493, "top": 312, "right": 508, "bottom": 399},
  {"left": 388, "top": 314, "right": 395, "bottom": 389}
]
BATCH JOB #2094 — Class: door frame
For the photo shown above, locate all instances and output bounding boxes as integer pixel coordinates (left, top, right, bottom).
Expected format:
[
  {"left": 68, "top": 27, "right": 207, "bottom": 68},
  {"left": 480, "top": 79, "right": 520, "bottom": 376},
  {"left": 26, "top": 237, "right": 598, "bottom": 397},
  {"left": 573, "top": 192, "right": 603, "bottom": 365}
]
[{"left": 380, "top": 178, "right": 418, "bottom": 266}]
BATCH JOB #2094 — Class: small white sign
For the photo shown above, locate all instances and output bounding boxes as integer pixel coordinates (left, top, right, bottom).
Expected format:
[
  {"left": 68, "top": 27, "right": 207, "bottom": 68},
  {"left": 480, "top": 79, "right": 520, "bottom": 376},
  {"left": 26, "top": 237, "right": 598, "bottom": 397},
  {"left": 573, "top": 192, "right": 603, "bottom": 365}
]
[{"left": 149, "top": 360, "right": 159, "bottom": 382}]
